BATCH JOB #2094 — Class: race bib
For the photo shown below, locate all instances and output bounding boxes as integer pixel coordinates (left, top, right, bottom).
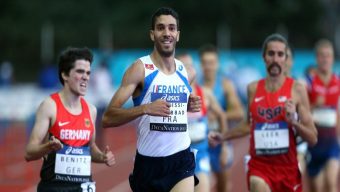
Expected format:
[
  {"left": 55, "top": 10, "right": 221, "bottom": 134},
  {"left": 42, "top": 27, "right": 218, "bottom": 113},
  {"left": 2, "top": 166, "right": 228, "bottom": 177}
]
[
  {"left": 188, "top": 118, "right": 207, "bottom": 142},
  {"left": 149, "top": 93, "right": 188, "bottom": 132},
  {"left": 312, "top": 107, "right": 337, "bottom": 128},
  {"left": 254, "top": 122, "right": 289, "bottom": 155},
  {"left": 55, "top": 145, "right": 91, "bottom": 182}
]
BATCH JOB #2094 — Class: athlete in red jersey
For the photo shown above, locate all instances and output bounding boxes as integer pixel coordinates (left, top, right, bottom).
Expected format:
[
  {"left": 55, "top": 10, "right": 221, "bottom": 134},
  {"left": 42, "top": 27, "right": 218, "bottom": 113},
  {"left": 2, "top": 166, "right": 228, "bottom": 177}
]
[
  {"left": 209, "top": 34, "right": 317, "bottom": 192},
  {"left": 25, "top": 47, "right": 115, "bottom": 192},
  {"left": 306, "top": 39, "right": 340, "bottom": 192}
]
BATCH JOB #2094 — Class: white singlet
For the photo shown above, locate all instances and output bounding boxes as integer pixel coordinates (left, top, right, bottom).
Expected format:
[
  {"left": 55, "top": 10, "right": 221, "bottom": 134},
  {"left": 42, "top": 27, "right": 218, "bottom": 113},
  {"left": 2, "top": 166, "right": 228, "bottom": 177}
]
[{"left": 132, "top": 55, "right": 192, "bottom": 157}]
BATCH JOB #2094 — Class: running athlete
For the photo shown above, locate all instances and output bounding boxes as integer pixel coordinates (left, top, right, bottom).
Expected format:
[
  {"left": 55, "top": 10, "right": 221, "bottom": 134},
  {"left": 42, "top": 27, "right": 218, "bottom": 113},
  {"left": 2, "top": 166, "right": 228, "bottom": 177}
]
[
  {"left": 209, "top": 33, "right": 317, "bottom": 192},
  {"left": 306, "top": 39, "right": 340, "bottom": 192},
  {"left": 102, "top": 7, "right": 201, "bottom": 192},
  {"left": 177, "top": 53, "right": 227, "bottom": 192},
  {"left": 25, "top": 47, "right": 115, "bottom": 192},
  {"left": 199, "top": 44, "right": 244, "bottom": 192}
]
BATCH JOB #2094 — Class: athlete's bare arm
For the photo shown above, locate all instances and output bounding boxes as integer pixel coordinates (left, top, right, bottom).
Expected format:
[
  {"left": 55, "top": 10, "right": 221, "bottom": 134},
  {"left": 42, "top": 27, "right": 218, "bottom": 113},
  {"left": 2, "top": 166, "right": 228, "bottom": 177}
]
[
  {"left": 289, "top": 81, "right": 317, "bottom": 146},
  {"left": 224, "top": 81, "right": 256, "bottom": 140},
  {"left": 209, "top": 81, "right": 256, "bottom": 145},
  {"left": 102, "top": 60, "right": 171, "bottom": 128},
  {"left": 204, "top": 87, "right": 228, "bottom": 134},
  {"left": 25, "top": 98, "right": 63, "bottom": 161},
  {"left": 88, "top": 103, "right": 115, "bottom": 166},
  {"left": 223, "top": 78, "right": 244, "bottom": 120}
]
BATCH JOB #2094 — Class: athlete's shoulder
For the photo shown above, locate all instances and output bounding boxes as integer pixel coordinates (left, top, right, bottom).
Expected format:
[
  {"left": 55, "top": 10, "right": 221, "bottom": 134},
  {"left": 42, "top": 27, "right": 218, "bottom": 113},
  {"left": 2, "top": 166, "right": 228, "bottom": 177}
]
[
  {"left": 83, "top": 99, "right": 97, "bottom": 122},
  {"left": 123, "top": 58, "right": 145, "bottom": 82},
  {"left": 292, "top": 79, "right": 307, "bottom": 93},
  {"left": 131, "top": 58, "right": 145, "bottom": 69},
  {"left": 248, "top": 80, "right": 259, "bottom": 91},
  {"left": 82, "top": 98, "right": 96, "bottom": 112},
  {"left": 45, "top": 94, "right": 58, "bottom": 108},
  {"left": 37, "top": 95, "right": 57, "bottom": 117}
]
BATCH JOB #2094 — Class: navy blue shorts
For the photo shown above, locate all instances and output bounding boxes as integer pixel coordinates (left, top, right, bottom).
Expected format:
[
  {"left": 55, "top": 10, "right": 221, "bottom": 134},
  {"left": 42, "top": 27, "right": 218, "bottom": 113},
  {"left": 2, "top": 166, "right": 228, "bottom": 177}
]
[
  {"left": 306, "top": 140, "right": 340, "bottom": 177},
  {"left": 209, "top": 143, "right": 233, "bottom": 173},
  {"left": 129, "top": 148, "right": 199, "bottom": 192},
  {"left": 37, "top": 181, "right": 95, "bottom": 192}
]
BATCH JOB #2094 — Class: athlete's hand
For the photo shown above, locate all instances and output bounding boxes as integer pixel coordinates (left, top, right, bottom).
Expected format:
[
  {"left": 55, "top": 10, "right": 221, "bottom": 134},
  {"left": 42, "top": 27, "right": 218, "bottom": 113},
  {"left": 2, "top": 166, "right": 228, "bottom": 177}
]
[
  {"left": 188, "top": 94, "right": 201, "bottom": 112},
  {"left": 144, "top": 99, "right": 171, "bottom": 116},
  {"left": 103, "top": 145, "right": 115, "bottom": 167},
  {"left": 208, "top": 131, "right": 223, "bottom": 147},
  {"left": 48, "top": 136, "right": 63, "bottom": 152},
  {"left": 284, "top": 99, "right": 298, "bottom": 124}
]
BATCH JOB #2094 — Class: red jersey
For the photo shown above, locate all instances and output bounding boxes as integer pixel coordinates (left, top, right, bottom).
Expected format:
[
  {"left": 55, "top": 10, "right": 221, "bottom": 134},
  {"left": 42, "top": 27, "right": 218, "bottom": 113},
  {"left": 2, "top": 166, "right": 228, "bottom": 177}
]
[
  {"left": 307, "top": 73, "right": 340, "bottom": 108},
  {"left": 249, "top": 77, "right": 298, "bottom": 166},
  {"left": 307, "top": 73, "right": 340, "bottom": 138},
  {"left": 40, "top": 93, "right": 95, "bottom": 183},
  {"left": 50, "top": 93, "right": 94, "bottom": 146},
  {"left": 195, "top": 84, "right": 207, "bottom": 116}
]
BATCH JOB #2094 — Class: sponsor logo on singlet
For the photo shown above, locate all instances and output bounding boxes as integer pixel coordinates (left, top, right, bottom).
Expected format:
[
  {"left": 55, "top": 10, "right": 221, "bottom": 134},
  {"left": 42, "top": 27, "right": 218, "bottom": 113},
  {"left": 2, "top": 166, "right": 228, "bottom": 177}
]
[
  {"left": 58, "top": 121, "right": 70, "bottom": 127},
  {"left": 254, "top": 96, "right": 264, "bottom": 103},
  {"left": 65, "top": 146, "right": 84, "bottom": 155}
]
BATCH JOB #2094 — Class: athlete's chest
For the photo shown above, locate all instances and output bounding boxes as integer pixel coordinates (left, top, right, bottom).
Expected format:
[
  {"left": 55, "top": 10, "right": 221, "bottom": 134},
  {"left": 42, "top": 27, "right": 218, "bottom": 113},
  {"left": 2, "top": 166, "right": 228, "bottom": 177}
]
[
  {"left": 252, "top": 90, "right": 290, "bottom": 122},
  {"left": 51, "top": 109, "right": 94, "bottom": 146}
]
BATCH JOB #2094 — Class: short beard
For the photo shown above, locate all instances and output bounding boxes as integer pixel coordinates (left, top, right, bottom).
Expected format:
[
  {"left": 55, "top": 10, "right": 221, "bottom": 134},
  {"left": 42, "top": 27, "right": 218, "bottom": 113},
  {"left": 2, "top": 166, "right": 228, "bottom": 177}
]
[
  {"left": 155, "top": 42, "right": 175, "bottom": 58},
  {"left": 158, "top": 49, "right": 173, "bottom": 57},
  {"left": 267, "top": 62, "right": 282, "bottom": 77}
]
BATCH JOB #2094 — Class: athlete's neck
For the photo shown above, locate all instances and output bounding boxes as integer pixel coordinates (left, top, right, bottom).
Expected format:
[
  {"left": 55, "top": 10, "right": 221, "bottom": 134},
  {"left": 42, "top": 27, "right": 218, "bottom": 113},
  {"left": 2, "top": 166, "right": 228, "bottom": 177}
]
[
  {"left": 265, "top": 75, "right": 286, "bottom": 92},
  {"left": 203, "top": 76, "right": 216, "bottom": 89},
  {"left": 316, "top": 68, "right": 332, "bottom": 85},
  {"left": 150, "top": 51, "right": 175, "bottom": 74},
  {"left": 59, "top": 89, "right": 82, "bottom": 111}
]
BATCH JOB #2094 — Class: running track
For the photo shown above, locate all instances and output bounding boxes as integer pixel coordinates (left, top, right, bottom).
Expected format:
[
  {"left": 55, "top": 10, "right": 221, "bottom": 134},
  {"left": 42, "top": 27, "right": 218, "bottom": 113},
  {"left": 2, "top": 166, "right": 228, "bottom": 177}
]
[{"left": 0, "top": 123, "right": 338, "bottom": 191}]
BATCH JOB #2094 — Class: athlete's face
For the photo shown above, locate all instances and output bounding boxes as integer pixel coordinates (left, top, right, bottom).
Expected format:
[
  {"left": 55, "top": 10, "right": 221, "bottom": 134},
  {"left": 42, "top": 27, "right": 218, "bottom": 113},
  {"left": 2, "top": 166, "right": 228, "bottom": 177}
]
[
  {"left": 150, "top": 15, "right": 180, "bottom": 57},
  {"left": 263, "top": 41, "right": 287, "bottom": 77},
  {"left": 62, "top": 59, "right": 91, "bottom": 96},
  {"left": 200, "top": 52, "right": 219, "bottom": 79},
  {"left": 316, "top": 46, "right": 334, "bottom": 73}
]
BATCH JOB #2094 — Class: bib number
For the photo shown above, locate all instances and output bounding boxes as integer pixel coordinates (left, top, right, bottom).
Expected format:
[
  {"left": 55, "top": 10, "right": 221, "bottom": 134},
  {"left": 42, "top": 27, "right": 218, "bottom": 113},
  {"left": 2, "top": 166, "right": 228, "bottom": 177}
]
[
  {"left": 312, "top": 107, "right": 337, "bottom": 128},
  {"left": 188, "top": 119, "right": 207, "bottom": 142},
  {"left": 254, "top": 122, "right": 289, "bottom": 155},
  {"left": 55, "top": 145, "right": 91, "bottom": 182},
  {"left": 150, "top": 93, "right": 188, "bottom": 132}
]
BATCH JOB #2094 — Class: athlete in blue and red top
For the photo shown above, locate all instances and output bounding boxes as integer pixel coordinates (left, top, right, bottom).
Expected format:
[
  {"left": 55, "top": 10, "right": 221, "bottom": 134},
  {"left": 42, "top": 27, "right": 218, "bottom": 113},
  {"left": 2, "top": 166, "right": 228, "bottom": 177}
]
[
  {"left": 209, "top": 34, "right": 317, "bottom": 192},
  {"left": 306, "top": 39, "right": 340, "bottom": 192},
  {"left": 25, "top": 47, "right": 115, "bottom": 192},
  {"left": 178, "top": 52, "right": 228, "bottom": 192}
]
